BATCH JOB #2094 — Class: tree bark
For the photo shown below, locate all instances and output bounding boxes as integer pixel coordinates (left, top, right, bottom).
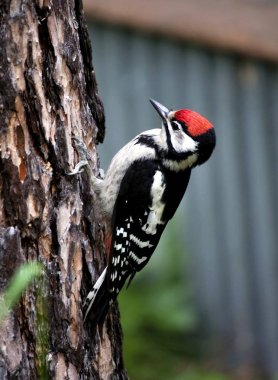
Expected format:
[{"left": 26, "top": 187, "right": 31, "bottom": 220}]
[{"left": 0, "top": 1, "right": 128, "bottom": 379}]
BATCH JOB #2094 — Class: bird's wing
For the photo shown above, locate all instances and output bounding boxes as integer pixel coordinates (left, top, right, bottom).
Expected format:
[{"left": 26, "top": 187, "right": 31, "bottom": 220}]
[{"left": 106, "top": 159, "right": 167, "bottom": 299}]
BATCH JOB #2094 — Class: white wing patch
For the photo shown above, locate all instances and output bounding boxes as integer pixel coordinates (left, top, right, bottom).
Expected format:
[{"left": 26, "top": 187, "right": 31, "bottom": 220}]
[
  {"left": 116, "top": 227, "right": 128, "bottom": 237},
  {"left": 129, "top": 251, "right": 148, "bottom": 265},
  {"left": 114, "top": 243, "right": 122, "bottom": 251},
  {"left": 142, "top": 170, "right": 166, "bottom": 235},
  {"left": 130, "top": 234, "right": 154, "bottom": 248}
]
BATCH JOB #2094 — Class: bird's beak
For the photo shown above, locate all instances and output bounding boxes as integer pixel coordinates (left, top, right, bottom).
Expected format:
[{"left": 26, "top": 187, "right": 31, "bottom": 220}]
[{"left": 149, "top": 99, "right": 169, "bottom": 120}]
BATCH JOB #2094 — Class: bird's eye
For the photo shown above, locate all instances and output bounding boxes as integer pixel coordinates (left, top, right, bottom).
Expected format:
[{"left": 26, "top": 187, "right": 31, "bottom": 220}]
[{"left": 172, "top": 121, "right": 180, "bottom": 131}]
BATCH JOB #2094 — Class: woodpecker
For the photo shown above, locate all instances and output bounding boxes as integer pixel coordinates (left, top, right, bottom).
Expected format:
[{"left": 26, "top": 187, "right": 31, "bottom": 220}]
[{"left": 78, "top": 99, "right": 216, "bottom": 326}]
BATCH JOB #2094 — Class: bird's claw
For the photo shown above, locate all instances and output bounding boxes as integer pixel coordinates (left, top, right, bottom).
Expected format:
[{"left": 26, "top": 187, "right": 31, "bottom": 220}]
[
  {"left": 67, "top": 137, "right": 105, "bottom": 180},
  {"left": 72, "top": 137, "right": 92, "bottom": 161},
  {"left": 66, "top": 137, "right": 90, "bottom": 175},
  {"left": 67, "top": 160, "right": 87, "bottom": 175}
]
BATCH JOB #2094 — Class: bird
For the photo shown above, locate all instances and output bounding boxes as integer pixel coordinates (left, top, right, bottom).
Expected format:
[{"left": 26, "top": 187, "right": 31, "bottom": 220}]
[{"left": 78, "top": 99, "right": 216, "bottom": 327}]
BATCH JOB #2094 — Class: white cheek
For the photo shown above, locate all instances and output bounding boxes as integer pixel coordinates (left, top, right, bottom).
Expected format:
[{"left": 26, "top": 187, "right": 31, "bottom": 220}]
[{"left": 171, "top": 131, "right": 198, "bottom": 153}]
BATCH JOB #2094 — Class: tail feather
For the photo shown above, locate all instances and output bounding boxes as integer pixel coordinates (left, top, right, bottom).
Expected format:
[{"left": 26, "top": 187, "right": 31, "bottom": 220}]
[{"left": 83, "top": 267, "right": 110, "bottom": 327}]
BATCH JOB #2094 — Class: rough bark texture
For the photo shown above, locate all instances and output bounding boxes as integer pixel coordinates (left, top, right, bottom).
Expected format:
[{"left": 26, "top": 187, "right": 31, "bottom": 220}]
[{"left": 0, "top": 1, "right": 128, "bottom": 379}]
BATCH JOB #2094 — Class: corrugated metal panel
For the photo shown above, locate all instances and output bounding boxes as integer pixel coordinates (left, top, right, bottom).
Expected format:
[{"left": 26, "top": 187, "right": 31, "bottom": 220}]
[{"left": 89, "top": 23, "right": 278, "bottom": 376}]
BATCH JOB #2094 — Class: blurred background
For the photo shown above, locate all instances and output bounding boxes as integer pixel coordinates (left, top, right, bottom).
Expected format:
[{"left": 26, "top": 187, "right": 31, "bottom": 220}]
[{"left": 84, "top": 1, "right": 278, "bottom": 379}]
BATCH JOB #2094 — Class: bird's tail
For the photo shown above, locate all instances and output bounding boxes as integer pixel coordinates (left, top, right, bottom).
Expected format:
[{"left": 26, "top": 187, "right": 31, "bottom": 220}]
[{"left": 83, "top": 267, "right": 110, "bottom": 327}]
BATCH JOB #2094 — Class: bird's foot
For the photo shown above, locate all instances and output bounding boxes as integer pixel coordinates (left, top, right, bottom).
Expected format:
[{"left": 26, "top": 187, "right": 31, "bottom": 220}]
[{"left": 67, "top": 137, "right": 91, "bottom": 175}]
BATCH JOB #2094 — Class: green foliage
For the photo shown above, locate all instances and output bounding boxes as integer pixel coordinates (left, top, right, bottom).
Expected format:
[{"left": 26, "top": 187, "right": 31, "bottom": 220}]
[
  {"left": 119, "top": 212, "right": 229, "bottom": 380},
  {"left": 0, "top": 262, "right": 49, "bottom": 378},
  {"left": 0, "top": 262, "right": 43, "bottom": 325}
]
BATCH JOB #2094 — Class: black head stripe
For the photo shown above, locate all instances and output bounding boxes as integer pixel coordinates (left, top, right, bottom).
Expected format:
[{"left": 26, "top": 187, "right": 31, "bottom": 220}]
[{"left": 163, "top": 120, "right": 174, "bottom": 152}]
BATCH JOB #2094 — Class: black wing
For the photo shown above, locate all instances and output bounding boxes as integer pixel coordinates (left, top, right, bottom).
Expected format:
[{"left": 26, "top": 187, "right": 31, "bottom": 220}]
[
  {"left": 106, "top": 159, "right": 191, "bottom": 301},
  {"left": 83, "top": 159, "right": 191, "bottom": 326}
]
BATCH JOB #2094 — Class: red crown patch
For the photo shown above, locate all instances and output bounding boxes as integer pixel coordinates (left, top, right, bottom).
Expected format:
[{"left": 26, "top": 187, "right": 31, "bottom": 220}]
[{"left": 175, "top": 110, "right": 213, "bottom": 137}]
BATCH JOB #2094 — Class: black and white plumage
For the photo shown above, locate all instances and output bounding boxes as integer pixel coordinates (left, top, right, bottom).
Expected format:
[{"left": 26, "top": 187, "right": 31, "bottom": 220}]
[{"left": 82, "top": 99, "right": 216, "bottom": 326}]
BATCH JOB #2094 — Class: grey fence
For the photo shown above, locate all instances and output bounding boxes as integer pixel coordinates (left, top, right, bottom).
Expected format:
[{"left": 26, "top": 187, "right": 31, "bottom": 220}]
[{"left": 89, "top": 23, "right": 278, "bottom": 376}]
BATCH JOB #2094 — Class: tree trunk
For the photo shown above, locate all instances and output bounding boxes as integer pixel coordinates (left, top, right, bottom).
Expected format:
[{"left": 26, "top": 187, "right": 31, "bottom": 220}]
[{"left": 0, "top": 1, "right": 128, "bottom": 379}]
